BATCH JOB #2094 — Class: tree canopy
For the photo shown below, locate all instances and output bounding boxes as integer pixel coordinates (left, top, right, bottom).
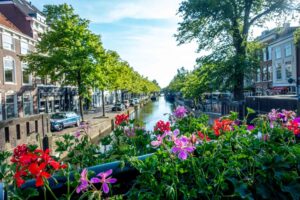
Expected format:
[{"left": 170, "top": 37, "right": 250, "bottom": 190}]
[{"left": 176, "top": 0, "right": 300, "bottom": 100}]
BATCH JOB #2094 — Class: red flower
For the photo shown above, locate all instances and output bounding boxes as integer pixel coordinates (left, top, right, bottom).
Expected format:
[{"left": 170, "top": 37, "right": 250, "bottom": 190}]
[
  {"left": 12, "top": 145, "right": 66, "bottom": 188},
  {"left": 286, "top": 120, "right": 300, "bottom": 135},
  {"left": 212, "top": 119, "right": 234, "bottom": 136},
  {"left": 11, "top": 144, "right": 28, "bottom": 163},
  {"left": 29, "top": 163, "right": 51, "bottom": 187},
  {"left": 154, "top": 120, "right": 171, "bottom": 133},
  {"left": 115, "top": 114, "right": 129, "bottom": 125},
  {"left": 197, "top": 131, "right": 211, "bottom": 141}
]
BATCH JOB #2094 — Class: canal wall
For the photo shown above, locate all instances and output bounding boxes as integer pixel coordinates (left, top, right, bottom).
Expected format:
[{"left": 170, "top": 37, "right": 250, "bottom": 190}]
[{"left": 51, "top": 98, "right": 151, "bottom": 157}]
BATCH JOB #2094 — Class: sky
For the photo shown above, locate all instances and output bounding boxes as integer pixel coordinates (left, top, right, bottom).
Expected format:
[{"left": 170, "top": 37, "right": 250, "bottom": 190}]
[{"left": 30, "top": 0, "right": 300, "bottom": 88}]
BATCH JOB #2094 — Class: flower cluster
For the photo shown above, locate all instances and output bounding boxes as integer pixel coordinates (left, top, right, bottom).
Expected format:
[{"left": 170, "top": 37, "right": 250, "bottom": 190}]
[
  {"left": 212, "top": 119, "right": 234, "bottom": 136},
  {"left": 12, "top": 145, "right": 66, "bottom": 187},
  {"left": 115, "top": 114, "right": 129, "bottom": 126},
  {"left": 172, "top": 136, "right": 196, "bottom": 160},
  {"left": 154, "top": 120, "right": 171, "bottom": 133},
  {"left": 124, "top": 127, "right": 136, "bottom": 137},
  {"left": 197, "top": 131, "right": 211, "bottom": 142},
  {"left": 268, "top": 109, "right": 296, "bottom": 127},
  {"left": 286, "top": 117, "right": 300, "bottom": 136},
  {"left": 76, "top": 168, "right": 117, "bottom": 194},
  {"left": 173, "top": 106, "right": 188, "bottom": 119}
]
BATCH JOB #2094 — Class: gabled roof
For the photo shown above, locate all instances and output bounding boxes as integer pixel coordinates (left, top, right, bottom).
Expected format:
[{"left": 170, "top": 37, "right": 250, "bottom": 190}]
[
  {"left": 0, "top": 12, "right": 22, "bottom": 33},
  {"left": 0, "top": 0, "right": 43, "bottom": 17}
]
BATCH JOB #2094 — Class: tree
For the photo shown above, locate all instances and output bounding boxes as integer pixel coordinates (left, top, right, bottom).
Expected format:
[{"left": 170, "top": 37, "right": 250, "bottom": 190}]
[
  {"left": 176, "top": 0, "right": 299, "bottom": 100},
  {"left": 24, "top": 4, "right": 104, "bottom": 121}
]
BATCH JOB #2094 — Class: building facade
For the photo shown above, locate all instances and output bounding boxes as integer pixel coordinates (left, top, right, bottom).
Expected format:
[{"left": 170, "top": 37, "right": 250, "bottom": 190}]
[
  {"left": 255, "top": 24, "right": 299, "bottom": 95},
  {"left": 0, "top": 13, "right": 36, "bottom": 121}
]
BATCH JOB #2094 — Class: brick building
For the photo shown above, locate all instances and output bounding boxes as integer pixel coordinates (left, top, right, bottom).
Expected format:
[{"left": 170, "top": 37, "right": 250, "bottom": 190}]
[
  {"left": 255, "top": 24, "right": 299, "bottom": 95},
  {"left": 0, "top": 13, "right": 36, "bottom": 121}
]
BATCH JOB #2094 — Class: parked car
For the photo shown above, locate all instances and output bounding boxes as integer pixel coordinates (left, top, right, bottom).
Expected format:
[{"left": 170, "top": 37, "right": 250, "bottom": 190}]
[
  {"left": 130, "top": 99, "right": 138, "bottom": 106},
  {"left": 50, "top": 112, "right": 80, "bottom": 131},
  {"left": 122, "top": 100, "right": 130, "bottom": 108},
  {"left": 112, "top": 103, "right": 125, "bottom": 111}
]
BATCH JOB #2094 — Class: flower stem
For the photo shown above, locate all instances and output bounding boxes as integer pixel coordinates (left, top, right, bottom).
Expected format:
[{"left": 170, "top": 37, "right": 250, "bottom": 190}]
[{"left": 45, "top": 182, "right": 58, "bottom": 200}]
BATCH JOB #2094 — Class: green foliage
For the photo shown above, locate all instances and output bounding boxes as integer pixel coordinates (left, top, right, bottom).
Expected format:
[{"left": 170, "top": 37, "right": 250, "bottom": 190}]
[
  {"left": 175, "top": 0, "right": 299, "bottom": 99},
  {"left": 128, "top": 117, "right": 300, "bottom": 199}
]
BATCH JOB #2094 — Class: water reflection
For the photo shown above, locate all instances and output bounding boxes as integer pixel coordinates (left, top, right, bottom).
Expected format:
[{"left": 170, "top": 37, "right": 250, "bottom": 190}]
[{"left": 132, "top": 97, "right": 174, "bottom": 131}]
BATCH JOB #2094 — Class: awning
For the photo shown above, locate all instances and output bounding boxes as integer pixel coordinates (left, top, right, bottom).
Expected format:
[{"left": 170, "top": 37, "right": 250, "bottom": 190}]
[{"left": 272, "top": 87, "right": 288, "bottom": 91}]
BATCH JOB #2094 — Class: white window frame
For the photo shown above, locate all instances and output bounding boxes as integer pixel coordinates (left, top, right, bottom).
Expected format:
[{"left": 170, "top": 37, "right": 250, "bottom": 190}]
[
  {"left": 0, "top": 93, "right": 2, "bottom": 121},
  {"left": 285, "top": 63, "right": 293, "bottom": 80},
  {"left": 3, "top": 56, "right": 16, "bottom": 84},
  {"left": 5, "top": 94, "right": 17, "bottom": 119},
  {"left": 21, "top": 62, "right": 32, "bottom": 85},
  {"left": 268, "top": 47, "right": 272, "bottom": 60},
  {"left": 275, "top": 47, "right": 281, "bottom": 59},
  {"left": 20, "top": 40, "right": 29, "bottom": 55},
  {"left": 263, "top": 49, "right": 267, "bottom": 61},
  {"left": 23, "top": 94, "right": 33, "bottom": 116},
  {"left": 285, "top": 43, "right": 292, "bottom": 57},
  {"left": 2, "top": 33, "right": 15, "bottom": 51},
  {"left": 276, "top": 63, "right": 282, "bottom": 81}
]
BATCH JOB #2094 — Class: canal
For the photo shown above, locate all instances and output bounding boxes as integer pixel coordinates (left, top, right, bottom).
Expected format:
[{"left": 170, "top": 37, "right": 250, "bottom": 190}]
[{"left": 132, "top": 96, "right": 174, "bottom": 131}]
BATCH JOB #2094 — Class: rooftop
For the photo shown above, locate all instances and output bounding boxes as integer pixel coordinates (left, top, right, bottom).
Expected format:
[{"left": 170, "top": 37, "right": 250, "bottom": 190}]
[{"left": 0, "top": 12, "right": 22, "bottom": 33}]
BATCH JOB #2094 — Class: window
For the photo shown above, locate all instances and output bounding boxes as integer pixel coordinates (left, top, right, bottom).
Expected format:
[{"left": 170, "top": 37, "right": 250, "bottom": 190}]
[
  {"left": 2, "top": 33, "right": 14, "bottom": 51},
  {"left": 21, "top": 41, "right": 29, "bottom": 54},
  {"left": 268, "top": 47, "right": 272, "bottom": 60},
  {"left": 263, "top": 49, "right": 267, "bottom": 61},
  {"left": 268, "top": 66, "right": 272, "bottom": 81},
  {"left": 23, "top": 94, "right": 32, "bottom": 116},
  {"left": 285, "top": 63, "right": 293, "bottom": 79},
  {"left": 22, "top": 62, "right": 31, "bottom": 85},
  {"left": 257, "top": 68, "right": 261, "bottom": 82},
  {"left": 26, "top": 122, "right": 30, "bottom": 136},
  {"left": 16, "top": 124, "right": 21, "bottom": 140},
  {"left": 5, "top": 127, "right": 9, "bottom": 143},
  {"left": 285, "top": 44, "right": 292, "bottom": 57},
  {"left": 6, "top": 94, "right": 16, "bottom": 119},
  {"left": 263, "top": 67, "right": 268, "bottom": 81},
  {"left": 276, "top": 63, "right": 282, "bottom": 80},
  {"left": 4, "top": 57, "right": 15, "bottom": 83},
  {"left": 275, "top": 47, "right": 281, "bottom": 59}
]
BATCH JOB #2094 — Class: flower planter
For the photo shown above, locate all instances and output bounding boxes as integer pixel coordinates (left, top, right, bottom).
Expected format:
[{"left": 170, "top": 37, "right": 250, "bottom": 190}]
[{"left": 1, "top": 153, "right": 153, "bottom": 199}]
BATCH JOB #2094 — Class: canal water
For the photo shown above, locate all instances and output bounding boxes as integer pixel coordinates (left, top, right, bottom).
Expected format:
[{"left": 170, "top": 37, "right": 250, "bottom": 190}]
[{"left": 132, "top": 96, "right": 174, "bottom": 131}]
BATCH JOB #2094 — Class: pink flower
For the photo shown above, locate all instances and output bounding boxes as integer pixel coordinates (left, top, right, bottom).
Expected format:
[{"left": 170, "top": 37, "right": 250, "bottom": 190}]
[
  {"left": 173, "top": 106, "right": 188, "bottom": 118},
  {"left": 74, "top": 130, "right": 81, "bottom": 138},
  {"left": 76, "top": 168, "right": 89, "bottom": 193},
  {"left": 90, "top": 169, "right": 117, "bottom": 194},
  {"left": 151, "top": 133, "right": 166, "bottom": 147},
  {"left": 247, "top": 125, "right": 255, "bottom": 131},
  {"left": 171, "top": 137, "right": 195, "bottom": 160}
]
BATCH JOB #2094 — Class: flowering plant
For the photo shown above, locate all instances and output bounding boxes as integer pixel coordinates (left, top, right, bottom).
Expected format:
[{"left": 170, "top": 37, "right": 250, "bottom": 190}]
[
  {"left": 154, "top": 120, "right": 171, "bottom": 133},
  {"left": 115, "top": 114, "right": 129, "bottom": 126},
  {"left": 212, "top": 118, "right": 234, "bottom": 136},
  {"left": 173, "top": 106, "right": 188, "bottom": 119}
]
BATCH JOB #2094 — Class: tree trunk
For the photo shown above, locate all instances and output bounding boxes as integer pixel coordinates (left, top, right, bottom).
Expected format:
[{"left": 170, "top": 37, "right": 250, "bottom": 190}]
[
  {"left": 79, "top": 95, "right": 84, "bottom": 121},
  {"left": 77, "top": 71, "right": 84, "bottom": 121},
  {"left": 232, "top": 20, "right": 247, "bottom": 101},
  {"left": 115, "top": 90, "right": 118, "bottom": 103},
  {"left": 101, "top": 90, "right": 105, "bottom": 117}
]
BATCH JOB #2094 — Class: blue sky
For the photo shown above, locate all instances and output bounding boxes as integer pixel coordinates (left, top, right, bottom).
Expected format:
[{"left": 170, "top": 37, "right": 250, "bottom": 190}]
[
  {"left": 30, "top": 0, "right": 199, "bottom": 87},
  {"left": 30, "top": 0, "right": 299, "bottom": 87}
]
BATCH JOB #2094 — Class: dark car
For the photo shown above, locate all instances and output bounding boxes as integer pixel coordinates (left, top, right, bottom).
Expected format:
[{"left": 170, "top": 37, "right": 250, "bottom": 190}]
[
  {"left": 112, "top": 103, "right": 125, "bottom": 111},
  {"left": 50, "top": 112, "right": 80, "bottom": 131}
]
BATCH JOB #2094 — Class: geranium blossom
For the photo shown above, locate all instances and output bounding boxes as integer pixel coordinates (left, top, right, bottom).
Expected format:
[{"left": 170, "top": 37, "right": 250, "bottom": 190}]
[
  {"left": 151, "top": 133, "right": 166, "bottom": 147},
  {"left": 173, "top": 106, "right": 188, "bottom": 118},
  {"left": 197, "top": 131, "right": 211, "bottom": 142},
  {"left": 90, "top": 169, "right": 117, "bottom": 194},
  {"left": 172, "top": 137, "right": 196, "bottom": 160},
  {"left": 286, "top": 119, "right": 300, "bottom": 136},
  {"left": 115, "top": 114, "right": 129, "bottom": 126},
  {"left": 12, "top": 145, "right": 65, "bottom": 187},
  {"left": 154, "top": 120, "right": 171, "bottom": 132},
  {"left": 76, "top": 168, "right": 89, "bottom": 193},
  {"left": 124, "top": 127, "right": 136, "bottom": 137},
  {"left": 212, "top": 119, "right": 233, "bottom": 136}
]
